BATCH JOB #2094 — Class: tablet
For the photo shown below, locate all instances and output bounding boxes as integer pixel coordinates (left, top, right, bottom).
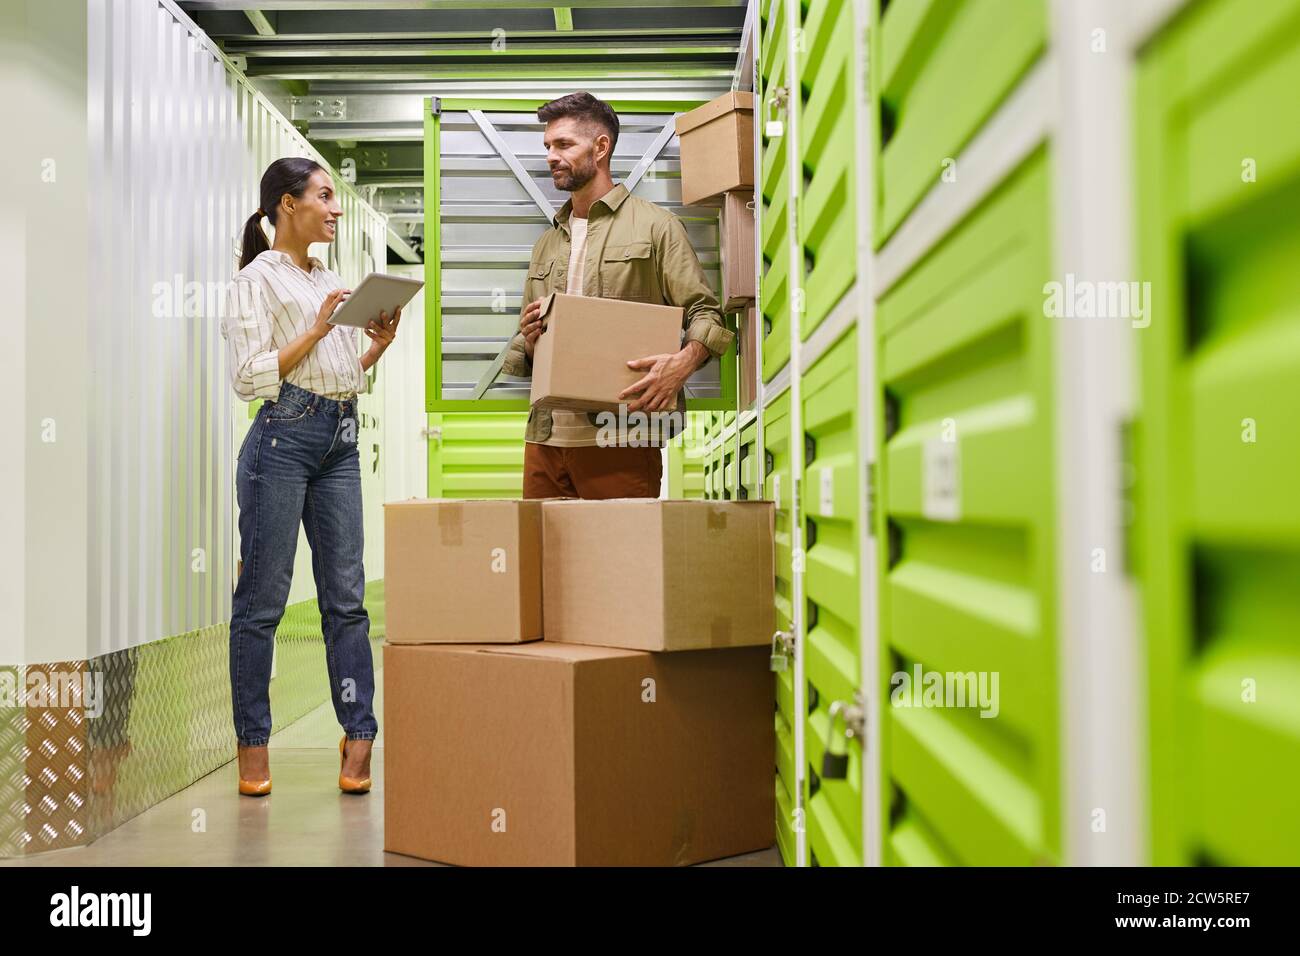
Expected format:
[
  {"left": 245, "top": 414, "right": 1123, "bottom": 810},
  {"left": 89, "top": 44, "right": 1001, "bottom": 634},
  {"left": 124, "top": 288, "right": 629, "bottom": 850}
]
[{"left": 327, "top": 273, "right": 424, "bottom": 328}]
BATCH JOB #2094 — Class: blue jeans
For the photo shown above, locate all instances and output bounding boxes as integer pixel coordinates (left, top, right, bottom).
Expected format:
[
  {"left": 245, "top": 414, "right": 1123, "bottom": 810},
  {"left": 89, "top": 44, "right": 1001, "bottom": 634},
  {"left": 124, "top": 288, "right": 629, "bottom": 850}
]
[{"left": 230, "top": 381, "right": 378, "bottom": 747}]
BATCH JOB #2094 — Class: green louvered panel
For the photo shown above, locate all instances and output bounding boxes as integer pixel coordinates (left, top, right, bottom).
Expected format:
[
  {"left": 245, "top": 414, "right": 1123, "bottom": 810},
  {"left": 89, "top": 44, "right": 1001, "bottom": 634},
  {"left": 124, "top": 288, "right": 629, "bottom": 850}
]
[
  {"left": 775, "top": 657, "right": 798, "bottom": 866},
  {"left": 760, "top": 0, "right": 787, "bottom": 83},
  {"left": 426, "top": 413, "right": 527, "bottom": 498},
  {"left": 798, "top": 0, "right": 859, "bottom": 339},
  {"left": 760, "top": 2, "right": 793, "bottom": 381},
  {"left": 1137, "top": 0, "right": 1300, "bottom": 866},
  {"left": 668, "top": 411, "right": 709, "bottom": 499},
  {"left": 765, "top": 390, "right": 795, "bottom": 637},
  {"left": 739, "top": 422, "right": 759, "bottom": 500},
  {"left": 871, "top": 0, "right": 1046, "bottom": 247},
  {"left": 802, "top": 328, "right": 863, "bottom": 866},
  {"left": 766, "top": 388, "right": 798, "bottom": 866},
  {"left": 876, "top": 150, "right": 1060, "bottom": 866}
]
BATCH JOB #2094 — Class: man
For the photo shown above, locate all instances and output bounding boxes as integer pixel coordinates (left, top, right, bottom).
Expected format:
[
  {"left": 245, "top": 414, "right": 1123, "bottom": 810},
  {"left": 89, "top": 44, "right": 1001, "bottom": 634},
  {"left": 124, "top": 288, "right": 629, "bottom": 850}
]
[{"left": 501, "top": 91, "right": 734, "bottom": 499}]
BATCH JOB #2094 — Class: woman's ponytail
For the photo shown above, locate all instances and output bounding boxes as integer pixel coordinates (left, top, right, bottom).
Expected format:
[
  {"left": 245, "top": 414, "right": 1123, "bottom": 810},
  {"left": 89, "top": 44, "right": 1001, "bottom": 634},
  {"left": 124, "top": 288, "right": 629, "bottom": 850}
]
[
  {"left": 236, "top": 156, "right": 325, "bottom": 272},
  {"left": 238, "top": 209, "right": 270, "bottom": 271}
]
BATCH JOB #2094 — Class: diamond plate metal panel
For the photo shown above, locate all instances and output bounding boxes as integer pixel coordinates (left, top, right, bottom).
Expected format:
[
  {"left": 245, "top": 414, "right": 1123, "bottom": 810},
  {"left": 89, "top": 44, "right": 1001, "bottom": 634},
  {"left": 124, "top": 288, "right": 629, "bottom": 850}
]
[{"left": 2, "top": 581, "right": 386, "bottom": 858}]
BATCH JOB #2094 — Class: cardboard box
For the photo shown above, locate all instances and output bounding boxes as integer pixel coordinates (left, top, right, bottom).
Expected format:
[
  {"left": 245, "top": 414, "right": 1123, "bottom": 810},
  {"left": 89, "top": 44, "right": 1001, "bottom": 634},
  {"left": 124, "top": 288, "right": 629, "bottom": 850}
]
[
  {"left": 542, "top": 499, "right": 775, "bottom": 651},
  {"left": 529, "top": 292, "right": 684, "bottom": 413},
  {"left": 384, "top": 499, "right": 542, "bottom": 644},
  {"left": 383, "top": 641, "right": 775, "bottom": 866},
  {"left": 675, "top": 91, "right": 755, "bottom": 206},
  {"left": 721, "top": 189, "right": 756, "bottom": 311},
  {"left": 739, "top": 303, "right": 758, "bottom": 409}
]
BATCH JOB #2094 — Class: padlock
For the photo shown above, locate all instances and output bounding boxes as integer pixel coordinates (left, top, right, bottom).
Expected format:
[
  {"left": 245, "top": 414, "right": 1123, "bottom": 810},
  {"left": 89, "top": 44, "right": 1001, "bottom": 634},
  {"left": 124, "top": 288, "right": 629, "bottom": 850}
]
[
  {"left": 765, "top": 88, "right": 786, "bottom": 138},
  {"left": 769, "top": 629, "right": 792, "bottom": 672},
  {"left": 821, "top": 747, "right": 849, "bottom": 779},
  {"left": 822, "top": 699, "right": 848, "bottom": 780},
  {"left": 821, "top": 697, "right": 863, "bottom": 780}
]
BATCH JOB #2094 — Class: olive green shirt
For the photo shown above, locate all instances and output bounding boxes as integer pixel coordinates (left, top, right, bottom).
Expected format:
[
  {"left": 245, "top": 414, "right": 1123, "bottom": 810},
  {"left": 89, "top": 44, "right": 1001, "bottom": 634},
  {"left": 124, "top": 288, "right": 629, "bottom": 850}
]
[{"left": 501, "top": 182, "right": 735, "bottom": 444}]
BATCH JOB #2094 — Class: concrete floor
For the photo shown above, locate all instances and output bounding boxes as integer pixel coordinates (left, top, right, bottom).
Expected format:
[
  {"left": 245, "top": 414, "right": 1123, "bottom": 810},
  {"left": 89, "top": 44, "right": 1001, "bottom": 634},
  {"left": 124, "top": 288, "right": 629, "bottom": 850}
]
[{"left": 4, "top": 668, "right": 781, "bottom": 867}]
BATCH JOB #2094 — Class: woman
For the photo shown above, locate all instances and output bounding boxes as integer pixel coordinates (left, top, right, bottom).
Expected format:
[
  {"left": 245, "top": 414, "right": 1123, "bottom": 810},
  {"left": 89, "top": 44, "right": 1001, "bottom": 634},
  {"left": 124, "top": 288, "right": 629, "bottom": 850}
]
[{"left": 221, "top": 157, "right": 400, "bottom": 796}]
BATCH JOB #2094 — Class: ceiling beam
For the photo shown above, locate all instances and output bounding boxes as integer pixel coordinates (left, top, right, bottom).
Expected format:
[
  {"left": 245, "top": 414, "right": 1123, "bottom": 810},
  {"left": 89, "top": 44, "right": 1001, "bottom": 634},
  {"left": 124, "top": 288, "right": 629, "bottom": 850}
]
[
  {"left": 225, "top": 41, "right": 741, "bottom": 58},
  {"left": 242, "top": 8, "right": 277, "bottom": 35},
  {"left": 246, "top": 62, "right": 734, "bottom": 80},
  {"left": 182, "top": 1, "right": 742, "bottom": 10}
]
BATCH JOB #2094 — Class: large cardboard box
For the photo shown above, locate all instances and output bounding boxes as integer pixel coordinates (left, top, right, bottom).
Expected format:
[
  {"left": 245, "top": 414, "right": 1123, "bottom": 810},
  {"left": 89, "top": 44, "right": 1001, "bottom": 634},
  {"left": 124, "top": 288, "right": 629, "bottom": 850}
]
[
  {"left": 739, "top": 303, "right": 759, "bottom": 409},
  {"left": 383, "top": 641, "right": 775, "bottom": 866},
  {"left": 542, "top": 499, "right": 775, "bottom": 651},
  {"left": 529, "top": 292, "right": 684, "bottom": 414},
  {"left": 720, "top": 189, "right": 756, "bottom": 311},
  {"left": 674, "top": 91, "right": 755, "bottom": 206},
  {"left": 384, "top": 499, "right": 542, "bottom": 644}
]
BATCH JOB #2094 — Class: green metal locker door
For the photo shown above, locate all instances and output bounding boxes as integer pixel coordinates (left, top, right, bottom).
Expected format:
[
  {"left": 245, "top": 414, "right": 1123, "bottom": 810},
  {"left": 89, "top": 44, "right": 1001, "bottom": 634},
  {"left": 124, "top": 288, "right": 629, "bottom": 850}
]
[
  {"left": 739, "top": 421, "right": 759, "bottom": 500},
  {"left": 802, "top": 328, "right": 863, "bottom": 866},
  {"left": 797, "top": 0, "right": 858, "bottom": 339},
  {"left": 871, "top": 0, "right": 1046, "bottom": 247},
  {"left": 875, "top": 151, "right": 1060, "bottom": 866},
  {"left": 425, "top": 412, "right": 527, "bottom": 498},
  {"left": 1136, "top": 0, "right": 1300, "bottom": 866},
  {"left": 760, "top": 0, "right": 793, "bottom": 380},
  {"left": 766, "top": 389, "right": 799, "bottom": 866},
  {"left": 667, "top": 410, "right": 709, "bottom": 499}
]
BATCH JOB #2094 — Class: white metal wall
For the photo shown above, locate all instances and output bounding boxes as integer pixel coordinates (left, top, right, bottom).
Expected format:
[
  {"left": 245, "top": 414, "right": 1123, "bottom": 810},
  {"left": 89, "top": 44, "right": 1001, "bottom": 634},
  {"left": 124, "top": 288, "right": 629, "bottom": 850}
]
[
  {"left": 383, "top": 263, "right": 430, "bottom": 507},
  {"left": 20, "top": 0, "right": 391, "bottom": 662}
]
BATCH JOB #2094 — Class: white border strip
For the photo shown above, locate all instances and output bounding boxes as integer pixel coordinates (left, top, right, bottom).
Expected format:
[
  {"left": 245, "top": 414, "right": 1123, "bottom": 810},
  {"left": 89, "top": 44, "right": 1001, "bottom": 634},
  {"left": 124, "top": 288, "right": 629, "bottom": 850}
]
[
  {"left": 762, "top": 360, "right": 791, "bottom": 408},
  {"left": 1050, "top": 0, "right": 1146, "bottom": 867},
  {"left": 798, "top": 280, "right": 858, "bottom": 374}
]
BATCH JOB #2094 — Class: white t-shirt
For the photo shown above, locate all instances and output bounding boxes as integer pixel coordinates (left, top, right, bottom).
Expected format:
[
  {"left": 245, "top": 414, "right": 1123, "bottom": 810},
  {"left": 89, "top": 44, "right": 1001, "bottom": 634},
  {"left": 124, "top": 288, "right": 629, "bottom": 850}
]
[{"left": 545, "top": 216, "right": 602, "bottom": 447}]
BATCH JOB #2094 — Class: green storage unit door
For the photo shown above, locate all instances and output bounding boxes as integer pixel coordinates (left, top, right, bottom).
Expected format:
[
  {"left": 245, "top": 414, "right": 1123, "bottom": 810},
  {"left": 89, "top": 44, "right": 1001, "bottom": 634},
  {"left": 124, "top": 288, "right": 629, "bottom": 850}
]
[
  {"left": 797, "top": 0, "right": 859, "bottom": 339},
  {"left": 802, "top": 327, "right": 863, "bottom": 866},
  {"left": 871, "top": 0, "right": 1046, "bottom": 247},
  {"left": 667, "top": 410, "right": 709, "bottom": 499},
  {"left": 739, "top": 422, "right": 759, "bottom": 500},
  {"left": 876, "top": 150, "right": 1060, "bottom": 866},
  {"left": 765, "top": 388, "right": 798, "bottom": 866},
  {"left": 760, "top": 0, "right": 793, "bottom": 381},
  {"left": 1136, "top": 0, "right": 1300, "bottom": 866},
  {"left": 426, "top": 412, "right": 527, "bottom": 498}
]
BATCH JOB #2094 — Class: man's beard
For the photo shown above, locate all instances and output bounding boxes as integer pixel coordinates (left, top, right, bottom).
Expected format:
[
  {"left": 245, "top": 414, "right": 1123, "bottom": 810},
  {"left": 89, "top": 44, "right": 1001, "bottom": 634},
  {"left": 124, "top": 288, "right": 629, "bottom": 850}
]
[{"left": 554, "top": 153, "right": 596, "bottom": 191}]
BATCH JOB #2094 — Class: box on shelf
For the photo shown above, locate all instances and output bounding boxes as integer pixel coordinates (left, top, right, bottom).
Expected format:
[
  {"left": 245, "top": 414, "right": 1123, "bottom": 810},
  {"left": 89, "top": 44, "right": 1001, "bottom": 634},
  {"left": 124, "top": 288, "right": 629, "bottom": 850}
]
[
  {"left": 384, "top": 498, "right": 542, "bottom": 644},
  {"left": 674, "top": 91, "right": 755, "bottom": 207},
  {"left": 383, "top": 641, "right": 775, "bottom": 866},
  {"left": 721, "top": 189, "right": 756, "bottom": 312},
  {"left": 542, "top": 498, "right": 775, "bottom": 652}
]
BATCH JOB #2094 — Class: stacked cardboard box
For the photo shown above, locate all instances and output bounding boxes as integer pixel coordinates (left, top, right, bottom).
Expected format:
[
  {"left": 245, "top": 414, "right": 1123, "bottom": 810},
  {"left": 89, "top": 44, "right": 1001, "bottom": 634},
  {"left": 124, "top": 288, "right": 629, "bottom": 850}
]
[
  {"left": 676, "top": 91, "right": 757, "bottom": 410},
  {"left": 383, "top": 497, "right": 777, "bottom": 866}
]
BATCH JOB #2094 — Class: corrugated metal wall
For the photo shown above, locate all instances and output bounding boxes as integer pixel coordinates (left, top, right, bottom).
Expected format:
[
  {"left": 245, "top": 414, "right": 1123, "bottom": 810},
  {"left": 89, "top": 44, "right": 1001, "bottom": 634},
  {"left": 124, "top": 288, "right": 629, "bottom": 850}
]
[{"left": 85, "top": 0, "right": 389, "bottom": 657}]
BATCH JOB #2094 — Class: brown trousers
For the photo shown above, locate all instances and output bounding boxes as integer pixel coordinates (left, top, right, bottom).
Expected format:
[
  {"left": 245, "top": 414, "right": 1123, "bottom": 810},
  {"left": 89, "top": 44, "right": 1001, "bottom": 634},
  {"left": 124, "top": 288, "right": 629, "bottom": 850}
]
[{"left": 522, "top": 441, "right": 662, "bottom": 499}]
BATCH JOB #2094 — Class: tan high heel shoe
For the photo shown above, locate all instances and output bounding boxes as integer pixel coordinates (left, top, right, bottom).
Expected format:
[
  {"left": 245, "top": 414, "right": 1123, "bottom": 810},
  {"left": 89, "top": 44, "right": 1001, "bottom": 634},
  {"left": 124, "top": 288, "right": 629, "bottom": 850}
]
[
  {"left": 339, "top": 735, "right": 371, "bottom": 794},
  {"left": 238, "top": 745, "right": 272, "bottom": 796}
]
